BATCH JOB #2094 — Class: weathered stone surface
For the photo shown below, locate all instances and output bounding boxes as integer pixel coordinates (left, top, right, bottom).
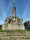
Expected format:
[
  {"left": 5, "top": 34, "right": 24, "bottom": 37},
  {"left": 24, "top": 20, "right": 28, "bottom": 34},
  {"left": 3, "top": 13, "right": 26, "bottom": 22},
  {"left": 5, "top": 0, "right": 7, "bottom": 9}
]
[
  {"left": 0, "top": 31, "right": 30, "bottom": 40},
  {"left": 2, "top": 24, "right": 25, "bottom": 30}
]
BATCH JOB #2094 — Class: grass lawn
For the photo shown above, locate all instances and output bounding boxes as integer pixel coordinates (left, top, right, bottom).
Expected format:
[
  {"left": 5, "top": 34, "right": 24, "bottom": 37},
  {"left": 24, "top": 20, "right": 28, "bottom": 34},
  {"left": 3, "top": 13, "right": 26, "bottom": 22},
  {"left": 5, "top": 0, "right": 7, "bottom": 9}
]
[{"left": 0, "top": 29, "right": 27, "bottom": 32}]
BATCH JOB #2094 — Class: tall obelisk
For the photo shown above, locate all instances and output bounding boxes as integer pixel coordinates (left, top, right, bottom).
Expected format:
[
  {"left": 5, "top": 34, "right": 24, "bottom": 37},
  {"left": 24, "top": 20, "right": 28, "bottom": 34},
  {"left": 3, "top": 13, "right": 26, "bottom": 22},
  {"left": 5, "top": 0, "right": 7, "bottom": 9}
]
[{"left": 12, "top": 3, "right": 16, "bottom": 17}]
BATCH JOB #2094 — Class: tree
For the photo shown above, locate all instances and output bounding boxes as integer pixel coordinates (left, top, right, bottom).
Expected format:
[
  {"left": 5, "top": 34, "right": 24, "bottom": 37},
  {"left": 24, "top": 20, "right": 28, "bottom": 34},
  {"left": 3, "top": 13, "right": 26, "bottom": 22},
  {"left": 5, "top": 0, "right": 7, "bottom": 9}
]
[{"left": 28, "top": 23, "right": 30, "bottom": 30}]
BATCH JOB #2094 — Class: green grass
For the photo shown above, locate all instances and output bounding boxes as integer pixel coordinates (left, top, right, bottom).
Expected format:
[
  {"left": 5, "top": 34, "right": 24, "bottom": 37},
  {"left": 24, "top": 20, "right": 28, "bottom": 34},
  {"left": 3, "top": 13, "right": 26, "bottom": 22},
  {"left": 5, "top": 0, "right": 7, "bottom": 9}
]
[
  {"left": 0, "top": 29, "right": 30, "bottom": 33},
  {"left": 0, "top": 29, "right": 27, "bottom": 32}
]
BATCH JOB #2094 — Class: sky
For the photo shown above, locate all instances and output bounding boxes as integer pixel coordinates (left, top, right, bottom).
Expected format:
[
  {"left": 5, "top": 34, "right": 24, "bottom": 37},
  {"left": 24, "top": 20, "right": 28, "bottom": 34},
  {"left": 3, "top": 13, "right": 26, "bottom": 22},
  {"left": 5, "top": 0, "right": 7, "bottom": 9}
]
[{"left": 0, "top": 0, "right": 30, "bottom": 24}]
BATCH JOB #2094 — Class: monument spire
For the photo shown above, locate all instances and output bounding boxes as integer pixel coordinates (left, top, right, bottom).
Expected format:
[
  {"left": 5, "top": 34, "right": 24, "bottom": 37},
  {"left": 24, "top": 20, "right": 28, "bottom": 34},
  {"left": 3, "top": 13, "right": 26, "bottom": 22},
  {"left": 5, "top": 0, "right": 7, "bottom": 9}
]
[{"left": 12, "top": 2, "right": 16, "bottom": 17}]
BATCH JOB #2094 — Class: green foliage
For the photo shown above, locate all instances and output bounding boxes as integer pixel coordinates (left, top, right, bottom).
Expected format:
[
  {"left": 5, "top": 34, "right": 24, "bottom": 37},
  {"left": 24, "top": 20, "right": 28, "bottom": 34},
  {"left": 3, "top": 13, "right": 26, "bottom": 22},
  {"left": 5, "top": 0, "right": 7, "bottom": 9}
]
[{"left": 27, "top": 23, "right": 30, "bottom": 30}]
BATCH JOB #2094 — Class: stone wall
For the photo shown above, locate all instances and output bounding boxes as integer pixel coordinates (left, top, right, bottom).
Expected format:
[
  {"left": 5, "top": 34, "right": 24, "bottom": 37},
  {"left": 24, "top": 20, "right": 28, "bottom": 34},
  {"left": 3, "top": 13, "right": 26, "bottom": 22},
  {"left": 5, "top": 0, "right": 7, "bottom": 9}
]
[
  {"left": 2, "top": 24, "right": 25, "bottom": 30},
  {"left": 0, "top": 31, "right": 30, "bottom": 40}
]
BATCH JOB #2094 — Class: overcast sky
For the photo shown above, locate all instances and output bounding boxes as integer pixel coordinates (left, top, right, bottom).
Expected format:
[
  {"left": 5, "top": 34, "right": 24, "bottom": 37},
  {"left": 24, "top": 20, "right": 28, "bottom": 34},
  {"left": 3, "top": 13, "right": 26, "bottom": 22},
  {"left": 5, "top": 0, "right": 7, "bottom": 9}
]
[{"left": 0, "top": 0, "right": 30, "bottom": 24}]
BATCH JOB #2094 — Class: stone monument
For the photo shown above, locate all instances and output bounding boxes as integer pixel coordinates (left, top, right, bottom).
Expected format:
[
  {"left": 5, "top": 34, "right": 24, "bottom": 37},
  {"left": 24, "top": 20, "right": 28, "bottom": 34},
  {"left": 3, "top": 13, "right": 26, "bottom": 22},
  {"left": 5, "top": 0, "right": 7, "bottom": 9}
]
[{"left": 2, "top": 3, "right": 25, "bottom": 30}]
